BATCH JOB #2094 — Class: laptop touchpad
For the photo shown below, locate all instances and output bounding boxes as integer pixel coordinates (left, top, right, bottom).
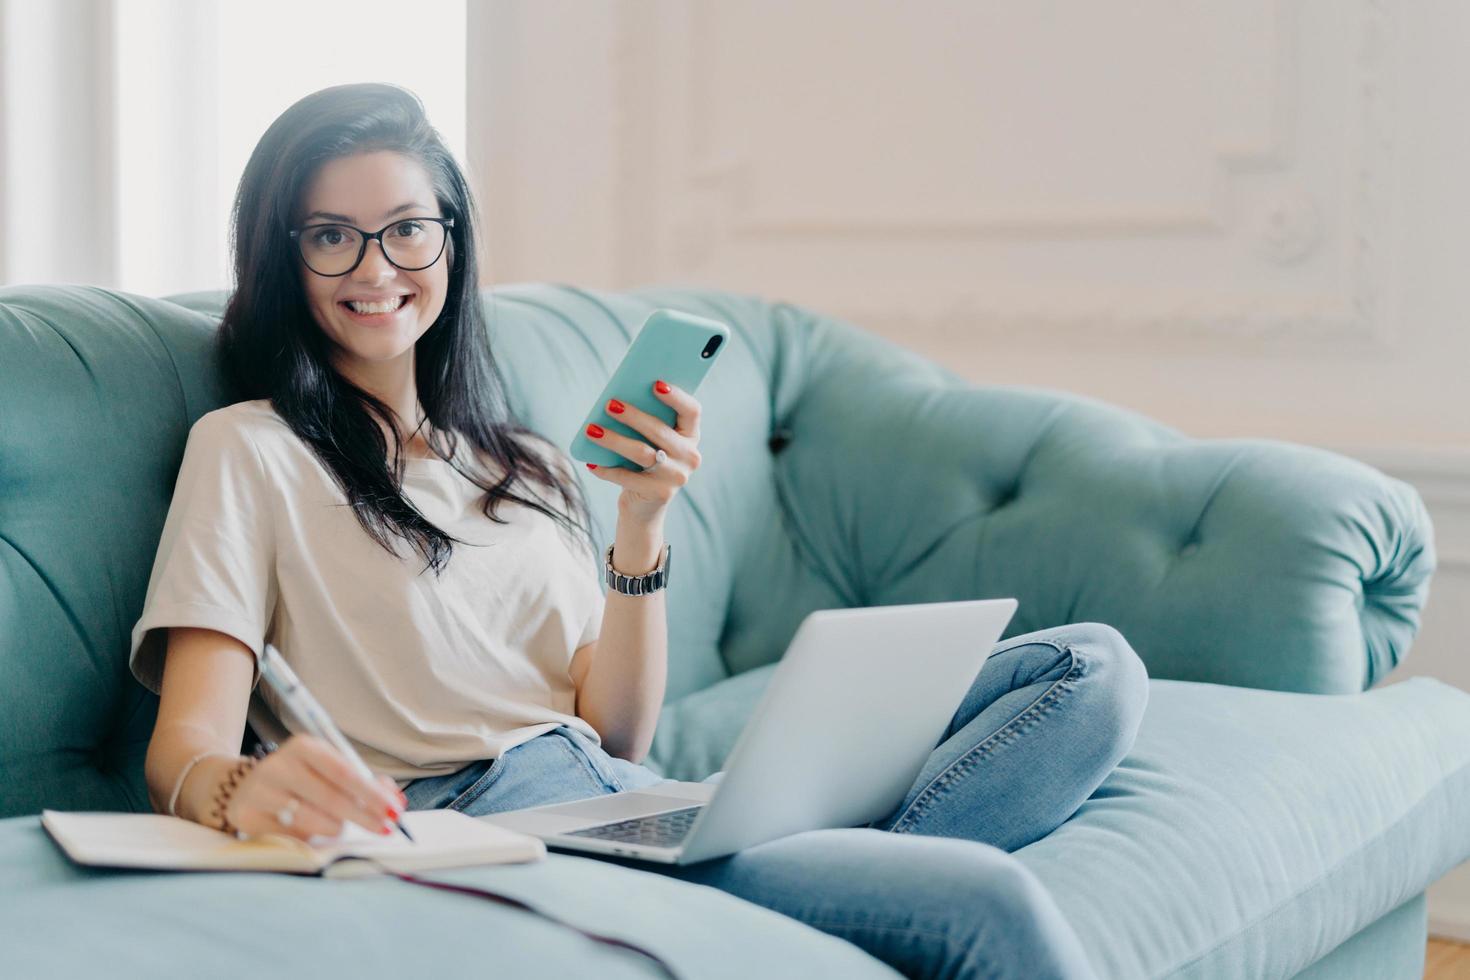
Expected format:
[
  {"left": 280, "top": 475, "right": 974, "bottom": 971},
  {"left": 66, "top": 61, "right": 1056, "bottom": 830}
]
[{"left": 535, "top": 792, "right": 703, "bottom": 821}]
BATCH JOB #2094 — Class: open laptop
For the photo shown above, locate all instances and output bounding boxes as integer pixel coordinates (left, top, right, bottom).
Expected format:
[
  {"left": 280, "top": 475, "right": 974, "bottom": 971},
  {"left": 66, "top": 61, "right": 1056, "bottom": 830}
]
[{"left": 480, "top": 598, "right": 1018, "bottom": 864}]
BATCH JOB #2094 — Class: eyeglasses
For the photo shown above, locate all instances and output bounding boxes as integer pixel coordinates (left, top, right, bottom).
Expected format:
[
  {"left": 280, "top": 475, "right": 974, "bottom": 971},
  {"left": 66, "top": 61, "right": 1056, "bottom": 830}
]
[{"left": 288, "top": 216, "right": 455, "bottom": 277}]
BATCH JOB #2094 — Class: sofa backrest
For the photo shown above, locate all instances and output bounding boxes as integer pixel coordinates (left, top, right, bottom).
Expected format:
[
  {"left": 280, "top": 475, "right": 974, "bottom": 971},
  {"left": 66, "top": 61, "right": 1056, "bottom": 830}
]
[{"left": 0, "top": 282, "right": 1434, "bottom": 816}]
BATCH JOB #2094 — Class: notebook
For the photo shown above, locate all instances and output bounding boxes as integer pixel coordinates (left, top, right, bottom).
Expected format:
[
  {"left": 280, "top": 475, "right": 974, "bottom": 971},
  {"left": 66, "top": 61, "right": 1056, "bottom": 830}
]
[{"left": 41, "top": 807, "right": 545, "bottom": 879}]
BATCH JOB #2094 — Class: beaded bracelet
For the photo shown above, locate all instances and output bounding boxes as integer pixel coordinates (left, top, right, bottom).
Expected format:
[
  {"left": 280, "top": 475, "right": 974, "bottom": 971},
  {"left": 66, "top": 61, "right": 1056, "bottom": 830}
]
[{"left": 208, "top": 742, "right": 277, "bottom": 839}]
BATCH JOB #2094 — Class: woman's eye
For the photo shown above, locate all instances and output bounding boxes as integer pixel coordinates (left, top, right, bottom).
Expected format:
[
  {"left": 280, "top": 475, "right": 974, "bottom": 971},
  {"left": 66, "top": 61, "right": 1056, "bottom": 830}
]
[
  {"left": 392, "top": 221, "right": 424, "bottom": 238},
  {"left": 311, "top": 227, "right": 346, "bottom": 247}
]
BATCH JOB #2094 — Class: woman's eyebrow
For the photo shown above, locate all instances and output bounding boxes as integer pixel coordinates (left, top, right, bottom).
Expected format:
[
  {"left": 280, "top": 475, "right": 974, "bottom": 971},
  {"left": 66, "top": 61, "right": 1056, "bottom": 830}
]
[{"left": 303, "top": 202, "right": 430, "bottom": 224}]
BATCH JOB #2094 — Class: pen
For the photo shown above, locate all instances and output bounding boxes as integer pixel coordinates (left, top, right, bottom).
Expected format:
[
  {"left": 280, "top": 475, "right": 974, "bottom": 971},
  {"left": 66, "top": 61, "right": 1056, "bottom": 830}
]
[{"left": 258, "top": 643, "right": 415, "bottom": 843}]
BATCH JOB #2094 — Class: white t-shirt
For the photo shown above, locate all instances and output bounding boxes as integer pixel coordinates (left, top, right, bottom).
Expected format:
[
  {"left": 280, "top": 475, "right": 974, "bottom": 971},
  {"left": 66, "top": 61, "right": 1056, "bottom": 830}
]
[{"left": 128, "top": 399, "right": 606, "bottom": 787}]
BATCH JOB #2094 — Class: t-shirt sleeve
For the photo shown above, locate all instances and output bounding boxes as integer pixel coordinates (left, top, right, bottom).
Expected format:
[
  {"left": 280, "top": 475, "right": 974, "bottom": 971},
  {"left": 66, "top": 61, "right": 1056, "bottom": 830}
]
[{"left": 128, "top": 410, "right": 278, "bottom": 697}]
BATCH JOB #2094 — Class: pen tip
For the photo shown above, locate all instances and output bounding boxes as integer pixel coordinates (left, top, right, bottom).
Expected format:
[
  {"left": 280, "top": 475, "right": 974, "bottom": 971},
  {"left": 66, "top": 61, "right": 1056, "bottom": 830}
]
[{"left": 398, "top": 821, "right": 415, "bottom": 843}]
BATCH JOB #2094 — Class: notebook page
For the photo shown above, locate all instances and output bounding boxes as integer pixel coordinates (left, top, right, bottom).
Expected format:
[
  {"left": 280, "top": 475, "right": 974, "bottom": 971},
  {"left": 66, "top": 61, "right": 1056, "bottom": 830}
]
[
  {"left": 40, "top": 810, "right": 315, "bottom": 873},
  {"left": 314, "top": 810, "right": 545, "bottom": 877}
]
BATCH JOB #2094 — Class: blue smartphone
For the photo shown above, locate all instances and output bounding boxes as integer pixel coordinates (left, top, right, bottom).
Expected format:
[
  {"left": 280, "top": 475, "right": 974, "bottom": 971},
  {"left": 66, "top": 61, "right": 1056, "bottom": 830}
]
[{"left": 568, "top": 308, "right": 731, "bottom": 470}]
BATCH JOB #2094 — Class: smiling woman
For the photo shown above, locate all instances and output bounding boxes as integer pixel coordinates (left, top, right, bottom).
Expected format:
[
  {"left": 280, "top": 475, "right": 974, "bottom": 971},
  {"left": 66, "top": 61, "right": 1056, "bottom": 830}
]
[{"left": 132, "top": 83, "right": 622, "bottom": 847}]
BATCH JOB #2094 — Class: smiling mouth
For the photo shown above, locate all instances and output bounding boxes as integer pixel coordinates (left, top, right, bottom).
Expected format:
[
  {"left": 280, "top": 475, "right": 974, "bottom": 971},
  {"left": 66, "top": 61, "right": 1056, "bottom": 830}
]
[{"left": 339, "top": 294, "right": 415, "bottom": 317}]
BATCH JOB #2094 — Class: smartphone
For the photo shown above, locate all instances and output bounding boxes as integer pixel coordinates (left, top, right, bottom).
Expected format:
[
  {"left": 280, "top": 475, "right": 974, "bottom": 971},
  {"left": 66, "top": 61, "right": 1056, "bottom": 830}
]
[{"left": 568, "top": 308, "right": 731, "bottom": 470}]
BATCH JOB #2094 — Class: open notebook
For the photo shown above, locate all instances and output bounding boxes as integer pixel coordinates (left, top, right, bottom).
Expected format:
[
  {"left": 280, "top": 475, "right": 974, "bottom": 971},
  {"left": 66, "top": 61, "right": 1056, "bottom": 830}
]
[{"left": 41, "top": 808, "right": 545, "bottom": 879}]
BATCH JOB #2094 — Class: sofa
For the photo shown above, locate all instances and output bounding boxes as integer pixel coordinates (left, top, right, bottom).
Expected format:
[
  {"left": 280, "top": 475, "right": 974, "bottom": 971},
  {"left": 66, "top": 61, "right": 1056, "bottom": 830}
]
[{"left": 2, "top": 280, "right": 1468, "bottom": 979}]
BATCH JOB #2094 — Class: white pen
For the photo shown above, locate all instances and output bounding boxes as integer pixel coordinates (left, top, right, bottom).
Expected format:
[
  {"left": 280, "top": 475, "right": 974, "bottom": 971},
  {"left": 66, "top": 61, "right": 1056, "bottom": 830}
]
[{"left": 258, "top": 643, "right": 414, "bottom": 843}]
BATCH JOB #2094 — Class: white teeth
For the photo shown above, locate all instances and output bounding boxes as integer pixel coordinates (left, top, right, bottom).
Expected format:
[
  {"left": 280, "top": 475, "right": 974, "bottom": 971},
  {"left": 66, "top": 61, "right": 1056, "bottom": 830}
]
[{"left": 346, "top": 296, "right": 408, "bottom": 314}]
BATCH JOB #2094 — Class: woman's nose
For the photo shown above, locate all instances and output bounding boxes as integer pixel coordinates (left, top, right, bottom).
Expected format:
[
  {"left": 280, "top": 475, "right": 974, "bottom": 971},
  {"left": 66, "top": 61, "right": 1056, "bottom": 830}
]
[{"left": 353, "top": 239, "right": 397, "bottom": 279}]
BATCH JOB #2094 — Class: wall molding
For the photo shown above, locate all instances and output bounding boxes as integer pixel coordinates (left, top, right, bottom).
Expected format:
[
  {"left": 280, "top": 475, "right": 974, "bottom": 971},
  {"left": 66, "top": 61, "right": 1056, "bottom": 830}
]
[
  {"left": 624, "top": 0, "right": 1398, "bottom": 349},
  {"left": 837, "top": 0, "right": 1395, "bottom": 349},
  {"left": 684, "top": 3, "right": 1300, "bottom": 238}
]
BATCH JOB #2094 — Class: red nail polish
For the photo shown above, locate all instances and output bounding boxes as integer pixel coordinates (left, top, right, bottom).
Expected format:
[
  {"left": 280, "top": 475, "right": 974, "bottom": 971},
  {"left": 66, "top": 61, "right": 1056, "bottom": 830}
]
[
  {"left": 586, "top": 423, "right": 604, "bottom": 438},
  {"left": 607, "top": 399, "right": 625, "bottom": 414},
  {"left": 655, "top": 380, "right": 671, "bottom": 394},
  {"left": 586, "top": 463, "right": 598, "bottom": 469}
]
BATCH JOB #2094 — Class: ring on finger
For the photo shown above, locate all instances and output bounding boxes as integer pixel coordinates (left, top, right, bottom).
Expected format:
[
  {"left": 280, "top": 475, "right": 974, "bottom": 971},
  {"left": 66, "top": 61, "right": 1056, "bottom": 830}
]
[
  {"left": 276, "top": 796, "right": 300, "bottom": 827},
  {"left": 645, "top": 448, "right": 667, "bottom": 472}
]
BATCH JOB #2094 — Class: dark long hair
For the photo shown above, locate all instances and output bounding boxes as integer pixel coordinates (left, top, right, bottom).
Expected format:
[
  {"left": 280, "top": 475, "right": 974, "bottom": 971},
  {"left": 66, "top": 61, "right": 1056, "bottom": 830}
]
[{"left": 217, "top": 82, "right": 597, "bottom": 577}]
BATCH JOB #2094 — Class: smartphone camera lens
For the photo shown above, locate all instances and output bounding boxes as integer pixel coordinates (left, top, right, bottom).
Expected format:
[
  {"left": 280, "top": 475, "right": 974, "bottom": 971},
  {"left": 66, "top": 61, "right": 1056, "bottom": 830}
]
[{"left": 701, "top": 335, "right": 723, "bottom": 359}]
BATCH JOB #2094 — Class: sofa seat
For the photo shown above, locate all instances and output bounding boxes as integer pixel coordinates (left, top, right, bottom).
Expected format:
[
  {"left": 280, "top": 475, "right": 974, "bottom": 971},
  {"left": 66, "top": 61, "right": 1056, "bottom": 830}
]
[
  {"left": 1015, "top": 677, "right": 1470, "bottom": 978},
  {"left": 0, "top": 815, "right": 901, "bottom": 979},
  {"left": 642, "top": 671, "right": 1470, "bottom": 978}
]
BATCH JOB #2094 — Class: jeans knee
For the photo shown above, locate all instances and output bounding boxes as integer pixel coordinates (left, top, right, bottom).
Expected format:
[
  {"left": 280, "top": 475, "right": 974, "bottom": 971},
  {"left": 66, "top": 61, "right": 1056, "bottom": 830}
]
[
  {"left": 1059, "top": 623, "right": 1147, "bottom": 693},
  {"left": 1056, "top": 622, "right": 1148, "bottom": 760}
]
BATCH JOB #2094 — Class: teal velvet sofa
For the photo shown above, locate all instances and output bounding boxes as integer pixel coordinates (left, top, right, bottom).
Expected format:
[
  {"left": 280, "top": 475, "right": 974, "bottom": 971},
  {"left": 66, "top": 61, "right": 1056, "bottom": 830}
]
[{"left": 2, "top": 281, "right": 1468, "bottom": 979}]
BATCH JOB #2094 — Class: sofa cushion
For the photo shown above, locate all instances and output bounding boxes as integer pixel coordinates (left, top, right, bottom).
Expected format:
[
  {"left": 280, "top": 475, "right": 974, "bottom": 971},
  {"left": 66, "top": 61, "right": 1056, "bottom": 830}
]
[
  {"left": 1014, "top": 677, "right": 1470, "bottom": 979},
  {"left": 0, "top": 814, "right": 900, "bottom": 979}
]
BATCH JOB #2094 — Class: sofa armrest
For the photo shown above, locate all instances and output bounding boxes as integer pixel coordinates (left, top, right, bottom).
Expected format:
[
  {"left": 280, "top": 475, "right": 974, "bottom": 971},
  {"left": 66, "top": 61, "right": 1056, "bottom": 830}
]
[{"left": 750, "top": 300, "right": 1436, "bottom": 695}]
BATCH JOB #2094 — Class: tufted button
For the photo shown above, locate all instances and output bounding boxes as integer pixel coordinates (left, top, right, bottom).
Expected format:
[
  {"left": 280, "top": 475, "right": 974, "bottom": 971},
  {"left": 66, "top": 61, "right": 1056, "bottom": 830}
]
[
  {"left": 1179, "top": 540, "right": 1200, "bottom": 558},
  {"left": 768, "top": 427, "right": 794, "bottom": 454}
]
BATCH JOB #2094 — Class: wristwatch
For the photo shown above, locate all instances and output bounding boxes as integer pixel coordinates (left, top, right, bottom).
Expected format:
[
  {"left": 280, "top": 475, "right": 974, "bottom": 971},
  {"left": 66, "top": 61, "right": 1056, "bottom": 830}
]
[{"left": 605, "top": 542, "right": 671, "bottom": 596}]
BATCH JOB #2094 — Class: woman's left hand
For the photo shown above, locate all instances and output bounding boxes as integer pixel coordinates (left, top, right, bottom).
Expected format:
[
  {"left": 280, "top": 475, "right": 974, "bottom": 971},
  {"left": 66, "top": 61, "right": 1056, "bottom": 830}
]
[{"left": 583, "top": 380, "right": 703, "bottom": 526}]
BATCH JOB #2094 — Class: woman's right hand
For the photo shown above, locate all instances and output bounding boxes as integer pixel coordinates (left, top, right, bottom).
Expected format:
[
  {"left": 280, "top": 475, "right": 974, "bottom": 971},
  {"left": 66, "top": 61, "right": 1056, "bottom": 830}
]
[{"left": 219, "top": 734, "right": 406, "bottom": 842}]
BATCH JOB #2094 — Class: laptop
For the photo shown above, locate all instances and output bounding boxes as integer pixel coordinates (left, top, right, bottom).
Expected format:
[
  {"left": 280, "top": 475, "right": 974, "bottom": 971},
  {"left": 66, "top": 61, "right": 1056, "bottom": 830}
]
[{"left": 480, "top": 598, "right": 1018, "bottom": 864}]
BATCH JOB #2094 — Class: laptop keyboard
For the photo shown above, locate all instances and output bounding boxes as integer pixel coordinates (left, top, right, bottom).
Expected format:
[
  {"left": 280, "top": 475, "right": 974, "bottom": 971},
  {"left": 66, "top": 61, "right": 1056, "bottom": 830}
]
[{"left": 564, "top": 805, "right": 703, "bottom": 848}]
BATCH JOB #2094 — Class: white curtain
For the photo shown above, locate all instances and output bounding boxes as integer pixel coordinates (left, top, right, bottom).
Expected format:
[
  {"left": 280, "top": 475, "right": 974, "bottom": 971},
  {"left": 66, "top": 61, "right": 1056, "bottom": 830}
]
[{"left": 0, "top": 0, "right": 220, "bottom": 293}]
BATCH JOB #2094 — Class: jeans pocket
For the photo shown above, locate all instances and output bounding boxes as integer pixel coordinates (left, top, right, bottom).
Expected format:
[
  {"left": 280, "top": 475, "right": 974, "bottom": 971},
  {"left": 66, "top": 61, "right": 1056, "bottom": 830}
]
[
  {"left": 445, "top": 758, "right": 506, "bottom": 813},
  {"left": 553, "top": 725, "right": 626, "bottom": 793}
]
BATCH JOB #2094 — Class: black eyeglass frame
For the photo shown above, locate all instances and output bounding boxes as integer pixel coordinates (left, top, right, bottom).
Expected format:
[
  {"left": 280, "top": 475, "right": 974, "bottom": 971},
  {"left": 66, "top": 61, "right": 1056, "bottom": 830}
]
[{"left": 288, "top": 215, "right": 456, "bottom": 277}]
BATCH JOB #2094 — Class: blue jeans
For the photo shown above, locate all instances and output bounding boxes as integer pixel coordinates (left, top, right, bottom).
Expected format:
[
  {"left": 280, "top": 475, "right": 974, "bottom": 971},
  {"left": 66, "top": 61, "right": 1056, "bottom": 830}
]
[{"left": 401, "top": 623, "right": 1148, "bottom": 980}]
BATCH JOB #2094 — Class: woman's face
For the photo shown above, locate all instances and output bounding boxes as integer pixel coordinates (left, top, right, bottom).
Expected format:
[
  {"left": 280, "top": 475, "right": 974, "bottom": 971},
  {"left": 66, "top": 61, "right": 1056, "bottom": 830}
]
[{"left": 296, "top": 150, "right": 452, "bottom": 379}]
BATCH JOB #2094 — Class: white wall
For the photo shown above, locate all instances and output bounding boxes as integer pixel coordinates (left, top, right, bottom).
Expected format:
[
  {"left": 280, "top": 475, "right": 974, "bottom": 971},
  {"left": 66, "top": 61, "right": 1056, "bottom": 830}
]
[{"left": 466, "top": 0, "right": 1470, "bottom": 938}]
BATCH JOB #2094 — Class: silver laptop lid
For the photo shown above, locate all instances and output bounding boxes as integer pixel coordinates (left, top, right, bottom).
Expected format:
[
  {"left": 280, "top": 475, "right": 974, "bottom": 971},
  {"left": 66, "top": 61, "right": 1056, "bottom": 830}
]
[{"left": 677, "top": 597, "right": 1017, "bottom": 863}]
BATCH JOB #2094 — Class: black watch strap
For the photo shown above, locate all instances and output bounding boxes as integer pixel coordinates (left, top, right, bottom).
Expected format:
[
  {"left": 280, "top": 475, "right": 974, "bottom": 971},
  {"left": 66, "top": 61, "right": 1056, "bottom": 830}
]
[{"left": 604, "top": 543, "right": 671, "bottom": 596}]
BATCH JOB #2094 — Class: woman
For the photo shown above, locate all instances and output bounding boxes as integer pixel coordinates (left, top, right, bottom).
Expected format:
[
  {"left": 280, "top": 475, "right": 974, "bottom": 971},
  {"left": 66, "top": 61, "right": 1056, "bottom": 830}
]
[{"left": 131, "top": 83, "right": 1146, "bottom": 980}]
